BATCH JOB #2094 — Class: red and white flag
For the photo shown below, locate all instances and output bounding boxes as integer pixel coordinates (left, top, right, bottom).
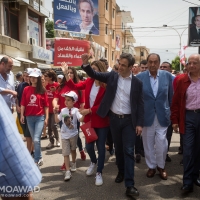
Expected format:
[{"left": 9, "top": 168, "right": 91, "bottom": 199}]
[{"left": 179, "top": 46, "right": 187, "bottom": 66}]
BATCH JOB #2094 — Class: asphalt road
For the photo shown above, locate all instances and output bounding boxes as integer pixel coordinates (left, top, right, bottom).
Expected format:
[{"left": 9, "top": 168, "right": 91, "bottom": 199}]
[{"left": 30, "top": 130, "right": 200, "bottom": 200}]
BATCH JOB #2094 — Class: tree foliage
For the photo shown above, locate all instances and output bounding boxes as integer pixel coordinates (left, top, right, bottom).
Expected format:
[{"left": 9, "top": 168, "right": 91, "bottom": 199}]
[
  {"left": 45, "top": 19, "right": 55, "bottom": 38},
  {"left": 171, "top": 56, "right": 185, "bottom": 71}
]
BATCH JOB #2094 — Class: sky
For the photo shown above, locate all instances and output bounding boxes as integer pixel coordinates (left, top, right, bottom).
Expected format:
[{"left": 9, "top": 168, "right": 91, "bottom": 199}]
[{"left": 45, "top": 0, "right": 200, "bottom": 63}]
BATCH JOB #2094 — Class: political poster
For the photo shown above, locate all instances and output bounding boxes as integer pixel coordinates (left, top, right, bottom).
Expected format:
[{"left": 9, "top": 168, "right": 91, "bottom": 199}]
[
  {"left": 188, "top": 7, "right": 200, "bottom": 46},
  {"left": 54, "top": 0, "right": 99, "bottom": 35},
  {"left": 54, "top": 38, "right": 90, "bottom": 67}
]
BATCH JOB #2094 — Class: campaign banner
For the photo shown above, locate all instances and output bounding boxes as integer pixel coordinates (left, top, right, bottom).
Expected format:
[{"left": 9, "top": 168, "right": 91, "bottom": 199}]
[
  {"left": 188, "top": 7, "right": 200, "bottom": 46},
  {"left": 54, "top": 0, "right": 99, "bottom": 35},
  {"left": 54, "top": 39, "right": 90, "bottom": 66}
]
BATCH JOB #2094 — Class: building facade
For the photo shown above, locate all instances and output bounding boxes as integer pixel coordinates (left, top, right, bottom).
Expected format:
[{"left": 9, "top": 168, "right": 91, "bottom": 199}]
[{"left": 0, "top": 0, "right": 51, "bottom": 75}]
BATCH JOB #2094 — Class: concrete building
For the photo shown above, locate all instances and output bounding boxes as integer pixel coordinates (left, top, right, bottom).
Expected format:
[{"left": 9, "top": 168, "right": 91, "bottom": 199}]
[
  {"left": 92, "top": 0, "right": 136, "bottom": 67},
  {"left": 134, "top": 46, "right": 150, "bottom": 64},
  {"left": 0, "top": 0, "right": 51, "bottom": 75}
]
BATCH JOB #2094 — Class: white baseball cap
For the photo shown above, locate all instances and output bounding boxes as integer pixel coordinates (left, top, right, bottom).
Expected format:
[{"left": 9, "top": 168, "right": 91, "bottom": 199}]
[
  {"left": 29, "top": 68, "right": 42, "bottom": 77},
  {"left": 24, "top": 68, "right": 33, "bottom": 75},
  {"left": 62, "top": 91, "right": 78, "bottom": 102},
  {"left": 57, "top": 74, "right": 64, "bottom": 79}
]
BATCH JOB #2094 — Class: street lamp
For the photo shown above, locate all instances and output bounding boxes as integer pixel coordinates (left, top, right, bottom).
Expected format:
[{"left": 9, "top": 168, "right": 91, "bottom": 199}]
[{"left": 163, "top": 25, "right": 188, "bottom": 72}]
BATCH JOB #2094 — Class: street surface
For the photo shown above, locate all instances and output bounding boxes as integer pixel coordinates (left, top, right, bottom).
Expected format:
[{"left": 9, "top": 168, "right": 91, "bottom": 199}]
[
  {"left": 11, "top": 113, "right": 200, "bottom": 199},
  {"left": 33, "top": 131, "right": 200, "bottom": 200}
]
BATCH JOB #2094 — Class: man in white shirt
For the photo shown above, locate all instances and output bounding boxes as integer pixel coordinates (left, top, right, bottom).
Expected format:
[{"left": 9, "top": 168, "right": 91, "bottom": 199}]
[
  {"left": 81, "top": 53, "right": 144, "bottom": 198},
  {"left": 0, "top": 57, "right": 16, "bottom": 112},
  {"left": 74, "top": 0, "right": 99, "bottom": 35}
]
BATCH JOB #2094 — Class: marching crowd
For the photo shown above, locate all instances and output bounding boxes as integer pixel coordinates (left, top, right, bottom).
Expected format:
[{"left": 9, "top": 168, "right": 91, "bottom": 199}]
[{"left": 0, "top": 52, "right": 200, "bottom": 199}]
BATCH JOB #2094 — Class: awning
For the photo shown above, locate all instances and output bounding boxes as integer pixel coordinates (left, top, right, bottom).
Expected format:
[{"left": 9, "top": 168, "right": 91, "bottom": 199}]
[
  {"left": 15, "top": 57, "right": 35, "bottom": 64},
  {"left": 0, "top": 54, "right": 21, "bottom": 67},
  {"left": 37, "top": 63, "right": 51, "bottom": 69}
]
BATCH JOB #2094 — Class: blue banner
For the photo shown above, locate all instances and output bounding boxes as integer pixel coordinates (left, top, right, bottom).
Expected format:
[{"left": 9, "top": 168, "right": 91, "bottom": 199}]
[{"left": 54, "top": 0, "right": 99, "bottom": 35}]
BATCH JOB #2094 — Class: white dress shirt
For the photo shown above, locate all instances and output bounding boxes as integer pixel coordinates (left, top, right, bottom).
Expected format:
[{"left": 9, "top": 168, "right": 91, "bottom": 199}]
[
  {"left": 80, "top": 22, "right": 94, "bottom": 34},
  {"left": 110, "top": 74, "right": 132, "bottom": 115},
  {"left": 149, "top": 71, "right": 159, "bottom": 97},
  {"left": 0, "top": 71, "right": 15, "bottom": 109},
  {"left": 89, "top": 82, "right": 100, "bottom": 107}
]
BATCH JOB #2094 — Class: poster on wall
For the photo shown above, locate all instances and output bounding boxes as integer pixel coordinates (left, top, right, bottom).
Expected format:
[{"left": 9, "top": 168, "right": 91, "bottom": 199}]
[
  {"left": 29, "top": 19, "right": 40, "bottom": 46},
  {"left": 188, "top": 7, "right": 200, "bottom": 46},
  {"left": 116, "top": 35, "right": 120, "bottom": 51},
  {"left": 46, "top": 39, "right": 55, "bottom": 64},
  {"left": 54, "top": 38, "right": 90, "bottom": 66},
  {"left": 54, "top": 0, "right": 99, "bottom": 35}
]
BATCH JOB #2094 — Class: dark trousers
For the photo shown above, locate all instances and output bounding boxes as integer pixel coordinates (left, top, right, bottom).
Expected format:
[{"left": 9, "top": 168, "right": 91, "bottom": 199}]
[
  {"left": 135, "top": 135, "right": 142, "bottom": 154},
  {"left": 109, "top": 113, "right": 136, "bottom": 187},
  {"left": 166, "top": 123, "right": 173, "bottom": 151},
  {"left": 77, "top": 121, "right": 83, "bottom": 152},
  {"left": 48, "top": 113, "right": 59, "bottom": 144},
  {"left": 86, "top": 127, "right": 109, "bottom": 173},
  {"left": 106, "top": 127, "right": 114, "bottom": 151},
  {"left": 183, "top": 111, "right": 200, "bottom": 186}
]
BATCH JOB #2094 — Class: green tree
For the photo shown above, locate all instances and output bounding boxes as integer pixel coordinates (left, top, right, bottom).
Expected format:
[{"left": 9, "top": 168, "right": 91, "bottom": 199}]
[
  {"left": 45, "top": 19, "right": 55, "bottom": 38},
  {"left": 171, "top": 56, "right": 186, "bottom": 71}
]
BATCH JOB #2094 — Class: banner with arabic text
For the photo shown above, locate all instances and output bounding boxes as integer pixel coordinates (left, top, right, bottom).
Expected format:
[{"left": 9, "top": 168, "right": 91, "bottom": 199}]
[
  {"left": 54, "top": 38, "right": 90, "bottom": 67},
  {"left": 54, "top": 0, "right": 99, "bottom": 35}
]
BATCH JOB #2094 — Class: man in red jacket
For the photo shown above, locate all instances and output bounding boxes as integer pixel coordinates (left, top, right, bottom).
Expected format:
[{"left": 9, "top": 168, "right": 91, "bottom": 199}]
[{"left": 171, "top": 54, "right": 200, "bottom": 193}]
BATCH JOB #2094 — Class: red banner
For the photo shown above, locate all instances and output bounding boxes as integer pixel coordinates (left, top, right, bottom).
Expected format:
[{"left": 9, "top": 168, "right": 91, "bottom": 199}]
[{"left": 54, "top": 39, "right": 90, "bottom": 67}]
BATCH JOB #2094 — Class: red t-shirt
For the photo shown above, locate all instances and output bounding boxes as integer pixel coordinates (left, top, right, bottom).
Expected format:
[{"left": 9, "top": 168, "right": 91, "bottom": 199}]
[
  {"left": 21, "top": 86, "right": 49, "bottom": 116},
  {"left": 45, "top": 82, "right": 59, "bottom": 113},
  {"left": 54, "top": 82, "right": 85, "bottom": 111}
]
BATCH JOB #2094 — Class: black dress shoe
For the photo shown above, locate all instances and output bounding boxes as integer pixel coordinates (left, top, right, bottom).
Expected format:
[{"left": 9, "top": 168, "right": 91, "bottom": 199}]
[
  {"left": 181, "top": 185, "right": 193, "bottom": 193},
  {"left": 135, "top": 154, "right": 141, "bottom": 163},
  {"left": 126, "top": 186, "right": 139, "bottom": 197},
  {"left": 109, "top": 149, "right": 115, "bottom": 156},
  {"left": 165, "top": 154, "right": 171, "bottom": 162},
  {"left": 194, "top": 178, "right": 200, "bottom": 187},
  {"left": 115, "top": 172, "right": 124, "bottom": 183}
]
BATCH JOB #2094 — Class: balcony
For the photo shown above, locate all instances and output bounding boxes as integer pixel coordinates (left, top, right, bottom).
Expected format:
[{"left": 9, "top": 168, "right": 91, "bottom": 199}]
[{"left": 19, "top": 0, "right": 50, "bottom": 17}]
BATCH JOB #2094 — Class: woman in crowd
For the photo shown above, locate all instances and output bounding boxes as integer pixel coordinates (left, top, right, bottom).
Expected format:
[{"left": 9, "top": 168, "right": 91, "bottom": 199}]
[
  {"left": 53, "top": 67, "right": 86, "bottom": 171},
  {"left": 20, "top": 68, "right": 49, "bottom": 166},
  {"left": 68, "top": 67, "right": 86, "bottom": 159},
  {"left": 61, "top": 60, "right": 109, "bottom": 186},
  {"left": 45, "top": 70, "right": 60, "bottom": 149},
  {"left": 16, "top": 68, "right": 33, "bottom": 153},
  {"left": 41, "top": 74, "right": 48, "bottom": 139}
]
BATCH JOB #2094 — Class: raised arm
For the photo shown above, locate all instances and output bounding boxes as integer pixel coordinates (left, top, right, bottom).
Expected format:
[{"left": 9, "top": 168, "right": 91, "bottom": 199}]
[{"left": 81, "top": 54, "right": 110, "bottom": 83}]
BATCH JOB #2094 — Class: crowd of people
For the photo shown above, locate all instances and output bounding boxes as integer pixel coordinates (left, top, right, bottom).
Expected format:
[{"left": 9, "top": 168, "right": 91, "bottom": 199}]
[{"left": 0, "top": 52, "right": 200, "bottom": 199}]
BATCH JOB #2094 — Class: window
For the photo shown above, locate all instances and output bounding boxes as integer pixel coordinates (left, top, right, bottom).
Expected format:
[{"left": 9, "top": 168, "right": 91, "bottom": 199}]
[
  {"left": 113, "top": 9, "right": 115, "bottom": 18},
  {"left": 28, "top": 9, "right": 42, "bottom": 46},
  {"left": 112, "top": 51, "right": 114, "bottom": 61},
  {"left": 106, "top": 1, "right": 108, "bottom": 11},
  {"left": 105, "top": 24, "right": 108, "bottom": 35},
  {"left": 112, "top": 30, "right": 115, "bottom": 39},
  {"left": 105, "top": 48, "right": 107, "bottom": 58},
  {"left": 3, "top": 4, "right": 19, "bottom": 41}
]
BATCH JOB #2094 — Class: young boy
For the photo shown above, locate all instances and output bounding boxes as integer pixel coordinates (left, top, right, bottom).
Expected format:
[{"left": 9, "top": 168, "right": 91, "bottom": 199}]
[{"left": 55, "top": 91, "right": 84, "bottom": 181}]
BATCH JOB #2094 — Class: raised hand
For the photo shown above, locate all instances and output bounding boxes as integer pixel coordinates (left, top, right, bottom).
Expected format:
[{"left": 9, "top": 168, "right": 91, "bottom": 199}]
[
  {"left": 60, "top": 62, "right": 69, "bottom": 75},
  {"left": 81, "top": 53, "right": 90, "bottom": 65}
]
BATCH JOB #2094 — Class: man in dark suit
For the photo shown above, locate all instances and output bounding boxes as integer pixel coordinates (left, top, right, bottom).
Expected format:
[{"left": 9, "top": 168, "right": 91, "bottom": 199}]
[
  {"left": 189, "top": 15, "right": 200, "bottom": 45},
  {"left": 74, "top": 0, "right": 99, "bottom": 35},
  {"left": 81, "top": 53, "right": 144, "bottom": 198}
]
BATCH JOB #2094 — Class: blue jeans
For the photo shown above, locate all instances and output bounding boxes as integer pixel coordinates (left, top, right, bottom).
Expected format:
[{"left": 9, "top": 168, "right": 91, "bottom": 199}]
[
  {"left": 86, "top": 127, "right": 109, "bottom": 173},
  {"left": 26, "top": 115, "right": 45, "bottom": 163},
  {"left": 109, "top": 113, "right": 136, "bottom": 187}
]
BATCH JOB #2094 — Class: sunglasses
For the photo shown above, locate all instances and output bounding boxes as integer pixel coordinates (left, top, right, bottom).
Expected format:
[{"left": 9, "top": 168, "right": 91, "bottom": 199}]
[{"left": 46, "top": 44, "right": 51, "bottom": 46}]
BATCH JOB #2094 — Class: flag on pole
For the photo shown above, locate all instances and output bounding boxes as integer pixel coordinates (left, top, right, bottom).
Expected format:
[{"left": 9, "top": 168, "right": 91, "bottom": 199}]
[{"left": 179, "top": 46, "right": 187, "bottom": 66}]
